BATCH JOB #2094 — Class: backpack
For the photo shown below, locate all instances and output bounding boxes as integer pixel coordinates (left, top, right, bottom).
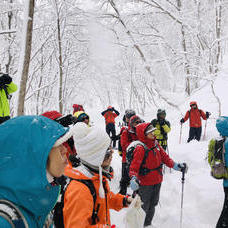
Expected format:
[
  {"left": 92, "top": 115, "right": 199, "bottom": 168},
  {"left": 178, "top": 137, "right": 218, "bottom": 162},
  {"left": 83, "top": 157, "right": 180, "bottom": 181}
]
[
  {"left": 208, "top": 137, "right": 228, "bottom": 179},
  {"left": 126, "top": 140, "right": 163, "bottom": 176},
  {"left": 53, "top": 178, "right": 99, "bottom": 228},
  {"left": 0, "top": 199, "right": 29, "bottom": 228}
]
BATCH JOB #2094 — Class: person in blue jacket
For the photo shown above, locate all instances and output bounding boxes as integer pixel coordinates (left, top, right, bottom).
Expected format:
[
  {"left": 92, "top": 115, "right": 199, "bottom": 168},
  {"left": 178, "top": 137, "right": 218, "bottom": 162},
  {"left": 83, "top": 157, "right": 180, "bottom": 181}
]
[
  {"left": 0, "top": 115, "right": 75, "bottom": 228},
  {"left": 215, "top": 116, "right": 228, "bottom": 228}
]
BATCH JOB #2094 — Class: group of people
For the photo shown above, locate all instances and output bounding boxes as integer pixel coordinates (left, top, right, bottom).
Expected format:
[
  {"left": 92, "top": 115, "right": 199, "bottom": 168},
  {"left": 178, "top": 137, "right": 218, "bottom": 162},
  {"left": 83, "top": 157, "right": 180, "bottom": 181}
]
[
  {"left": 0, "top": 108, "right": 137, "bottom": 228},
  {"left": 0, "top": 72, "right": 227, "bottom": 228},
  {"left": 107, "top": 108, "right": 186, "bottom": 227}
]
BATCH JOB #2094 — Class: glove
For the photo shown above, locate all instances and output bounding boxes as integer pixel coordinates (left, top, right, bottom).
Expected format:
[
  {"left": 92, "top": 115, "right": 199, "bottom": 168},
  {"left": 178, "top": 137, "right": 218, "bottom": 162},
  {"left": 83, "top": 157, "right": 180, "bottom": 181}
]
[
  {"left": 206, "top": 111, "right": 211, "bottom": 119},
  {"left": 111, "top": 107, "right": 115, "bottom": 111},
  {"left": 130, "top": 176, "right": 139, "bottom": 191},
  {"left": 0, "top": 74, "right": 12, "bottom": 86},
  {"left": 180, "top": 118, "right": 184, "bottom": 124},
  {"left": 173, "top": 163, "right": 188, "bottom": 173}
]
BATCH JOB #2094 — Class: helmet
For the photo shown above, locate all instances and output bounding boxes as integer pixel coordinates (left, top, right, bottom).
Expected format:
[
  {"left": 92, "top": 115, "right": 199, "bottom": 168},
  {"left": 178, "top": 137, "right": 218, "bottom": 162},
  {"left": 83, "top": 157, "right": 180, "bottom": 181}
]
[
  {"left": 125, "top": 109, "right": 136, "bottom": 119},
  {"left": 74, "top": 111, "right": 89, "bottom": 122}
]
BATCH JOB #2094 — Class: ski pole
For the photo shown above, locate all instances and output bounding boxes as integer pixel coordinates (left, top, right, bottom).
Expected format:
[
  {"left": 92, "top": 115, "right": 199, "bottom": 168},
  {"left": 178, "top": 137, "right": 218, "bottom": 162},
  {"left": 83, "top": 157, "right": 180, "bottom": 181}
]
[
  {"left": 203, "top": 119, "right": 207, "bottom": 140},
  {"left": 166, "top": 145, "right": 172, "bottom": 173},
  {"left": 179, "top": 124, "right": 183, "bottom": 144},
  {"left": 180, "top": 163, "right": 186, "bottom": 228}
]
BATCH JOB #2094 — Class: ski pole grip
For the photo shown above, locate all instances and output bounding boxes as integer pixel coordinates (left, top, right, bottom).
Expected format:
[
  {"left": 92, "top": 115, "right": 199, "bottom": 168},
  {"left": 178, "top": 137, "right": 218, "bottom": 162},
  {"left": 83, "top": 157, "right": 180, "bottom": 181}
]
[{"left": 181, "top": 163, "right": 186, "bottom": 181}]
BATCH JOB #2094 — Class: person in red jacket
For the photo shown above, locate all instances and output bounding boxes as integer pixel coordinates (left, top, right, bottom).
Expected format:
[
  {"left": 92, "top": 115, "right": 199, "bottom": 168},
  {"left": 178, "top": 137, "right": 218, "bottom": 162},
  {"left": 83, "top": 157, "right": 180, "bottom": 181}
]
[
  {"left": 119, "top": 115, "right": 142, "bottom": 195},
  {"left": 72, "top": 104, "right": 84, "bottom": 115},
  {"left": 129, "top": 122, "right": 187, "bottom": 227},
  {"left": 101, "top": 106, "right": 120, "bottom": 148},
  {"left": 180, "top": 101, "right": 210, "bottom": 142}
]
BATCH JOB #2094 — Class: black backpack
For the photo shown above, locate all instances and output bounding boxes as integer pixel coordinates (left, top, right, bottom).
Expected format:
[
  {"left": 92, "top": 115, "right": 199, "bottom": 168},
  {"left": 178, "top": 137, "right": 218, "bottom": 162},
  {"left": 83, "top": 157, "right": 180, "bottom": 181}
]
[
  {"left": 53, "top": 178, "right": 99, "bottom": 228},
  {"left": 126, "top": 140, "right": 163, "bottom": 176}
]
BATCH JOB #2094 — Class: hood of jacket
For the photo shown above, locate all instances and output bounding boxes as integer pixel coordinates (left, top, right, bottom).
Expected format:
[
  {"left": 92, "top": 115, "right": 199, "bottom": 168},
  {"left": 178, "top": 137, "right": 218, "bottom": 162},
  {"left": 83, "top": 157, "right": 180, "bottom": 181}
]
[
  {"left": 0, "top": 115, "right": 69, "bottom": 225},
  {"left": 135, "top": 122, "right": 155, "bottom": 144},
  {"left": 216, "top": 116, "right": 228, "bottom": 136}
]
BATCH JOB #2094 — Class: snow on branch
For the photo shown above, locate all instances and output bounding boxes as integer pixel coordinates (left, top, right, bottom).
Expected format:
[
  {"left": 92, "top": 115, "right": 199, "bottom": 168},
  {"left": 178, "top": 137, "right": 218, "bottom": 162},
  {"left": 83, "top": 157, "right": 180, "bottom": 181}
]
[{"left": 0, "top": 30, "right": 17, "bottom": 35}]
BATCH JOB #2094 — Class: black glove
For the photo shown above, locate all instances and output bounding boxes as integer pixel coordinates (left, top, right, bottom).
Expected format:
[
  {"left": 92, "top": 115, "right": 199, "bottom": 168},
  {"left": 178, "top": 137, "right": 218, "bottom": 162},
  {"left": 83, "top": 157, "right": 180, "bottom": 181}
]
[
  {"left": 111, "top": 107, "right": 115, "bottom": 111},
  {"left": 180, "top": 118, "right": 184, "bottom": 124},
  {"left": 206, "top": 111, "right": 211, "bottom": 119},
  {"left": 0, "top": 74, "right": 12, "bottom": 86},
  {"left": 178, "top": 163, "right": 188, "bottom": 173}
]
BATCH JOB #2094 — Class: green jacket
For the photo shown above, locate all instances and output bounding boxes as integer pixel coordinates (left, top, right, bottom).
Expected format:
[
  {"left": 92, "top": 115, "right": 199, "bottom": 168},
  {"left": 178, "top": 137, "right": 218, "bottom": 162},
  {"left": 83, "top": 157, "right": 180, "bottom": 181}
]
[{"left": 0, "top": 82, "right": 17, "bottom": 117}]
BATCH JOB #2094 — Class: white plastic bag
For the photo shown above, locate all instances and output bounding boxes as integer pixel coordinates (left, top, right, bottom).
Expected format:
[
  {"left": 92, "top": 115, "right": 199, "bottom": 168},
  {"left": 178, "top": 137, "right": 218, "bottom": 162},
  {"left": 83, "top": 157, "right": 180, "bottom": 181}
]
[{"left": 125, "top": 195, "right": 146, "bottom": 228}]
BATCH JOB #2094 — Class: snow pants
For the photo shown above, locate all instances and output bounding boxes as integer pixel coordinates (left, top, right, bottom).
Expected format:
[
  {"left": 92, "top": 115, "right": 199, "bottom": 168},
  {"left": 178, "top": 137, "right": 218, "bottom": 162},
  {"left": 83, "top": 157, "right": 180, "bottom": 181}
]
[
  {"left": 187, "top": 127, "right": 202, "bottom": 142},
  {"left": 216, "top": 187, "right": 228, "bottom": 228},
  {"left": 106, "top": 123, "right": 117, "bottom": 147},
  {"left": 119, "top": 162, "right": 130, "bottom": 195},
  {"left": 138, "top": 183, "right": 161, "bottom": 226}
]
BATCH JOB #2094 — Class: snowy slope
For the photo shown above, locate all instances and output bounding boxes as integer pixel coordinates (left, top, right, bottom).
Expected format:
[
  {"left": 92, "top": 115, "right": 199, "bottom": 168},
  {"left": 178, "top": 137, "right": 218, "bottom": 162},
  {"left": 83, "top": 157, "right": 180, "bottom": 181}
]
[
  {"left": 92, "top": 67, "right": 228, "bottom": 228},
  {"left": 76, "top": 59, "right": 228, "bottom": 228}
]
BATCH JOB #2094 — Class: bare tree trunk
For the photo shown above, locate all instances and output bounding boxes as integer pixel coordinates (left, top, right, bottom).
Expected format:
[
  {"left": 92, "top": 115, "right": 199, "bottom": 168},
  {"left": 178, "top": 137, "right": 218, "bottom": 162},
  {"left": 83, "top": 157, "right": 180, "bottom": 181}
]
[
  {"left": 176, "top": 0, "right": 191, "bottom": 95},
  {"left": 57, "top": 16, "right": 64, "bottom": 113},
  {"left": 5, "top": 0, "right": 13, "bottom": 74},
  {"left": 53, "top": 0, "right": 64, "bottom": 113},
  {"left": 17, "top": 0, "right": 35, "bottom": 115},
  {"left": 215, "top": 0, "right": 222, "bottom": 74}
]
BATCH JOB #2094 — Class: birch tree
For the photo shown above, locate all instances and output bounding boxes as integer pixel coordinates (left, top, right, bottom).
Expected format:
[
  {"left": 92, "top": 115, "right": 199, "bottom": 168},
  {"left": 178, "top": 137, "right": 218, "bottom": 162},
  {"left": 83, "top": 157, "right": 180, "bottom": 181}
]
[{"left": 17, "top": 0, "right": 34, "bottom": 115}]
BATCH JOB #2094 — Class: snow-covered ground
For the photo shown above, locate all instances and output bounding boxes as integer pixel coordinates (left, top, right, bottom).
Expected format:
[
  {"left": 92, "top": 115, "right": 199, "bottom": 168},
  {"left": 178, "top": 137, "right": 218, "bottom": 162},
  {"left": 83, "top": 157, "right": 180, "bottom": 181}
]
[{"left": 95, "top": 65, "right": 228, "bottom": 228}]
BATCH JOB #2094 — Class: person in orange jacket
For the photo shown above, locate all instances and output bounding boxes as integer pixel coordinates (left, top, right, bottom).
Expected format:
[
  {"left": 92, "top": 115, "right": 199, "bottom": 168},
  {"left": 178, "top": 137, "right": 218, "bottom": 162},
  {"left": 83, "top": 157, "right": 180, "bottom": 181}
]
[
  {"left": 101, "top": 106, "right": 120, "bottom": 148},
  {"left": 63, "top": 122, "right": 136, "bottom": 228},
  {"left": 180, "top": 101, "right": 210, "bottom": 142}
]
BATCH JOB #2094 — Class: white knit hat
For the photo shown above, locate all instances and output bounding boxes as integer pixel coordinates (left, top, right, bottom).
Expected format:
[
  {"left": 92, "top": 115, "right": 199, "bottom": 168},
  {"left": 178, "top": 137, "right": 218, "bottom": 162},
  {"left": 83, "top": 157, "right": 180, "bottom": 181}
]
[
  {"left": 72, "top": 122, "right": 111, "bottom": 198},
  {"left": 72, "top": 122, "right": 111, "bottom": 167}
]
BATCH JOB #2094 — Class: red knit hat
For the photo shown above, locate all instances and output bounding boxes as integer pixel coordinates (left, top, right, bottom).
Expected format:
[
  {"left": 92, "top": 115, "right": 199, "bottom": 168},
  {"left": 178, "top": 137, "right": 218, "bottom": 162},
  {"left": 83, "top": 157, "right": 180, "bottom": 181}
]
[{"left": 41, "top": 111, "right": 62, "bottom": 120}]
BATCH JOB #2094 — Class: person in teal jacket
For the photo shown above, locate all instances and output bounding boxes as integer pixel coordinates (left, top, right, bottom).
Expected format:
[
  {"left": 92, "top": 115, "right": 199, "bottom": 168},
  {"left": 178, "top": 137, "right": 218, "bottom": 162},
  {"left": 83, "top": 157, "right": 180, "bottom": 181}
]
[
  {"left": 215, "top": 116, "right": 228, "bottom": 228},
  {"left": 0, "top": 115, "right": 75, "bottom": 227},
  {"left": 0, "top": 73, "right": 17, "bottom": 124}
]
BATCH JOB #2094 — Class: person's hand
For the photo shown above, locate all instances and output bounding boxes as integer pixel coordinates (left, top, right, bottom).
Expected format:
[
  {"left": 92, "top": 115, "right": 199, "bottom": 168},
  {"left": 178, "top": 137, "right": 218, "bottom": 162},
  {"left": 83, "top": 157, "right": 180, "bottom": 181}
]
[
  {"left": 126, "top": 195, "right": 142, "bottom": 208},
  {"left": 206, "top": 111, "right": 211, "bottom": 119},
  {"left": 130, "top": 176, "right": 139, "bottom": 191},
  {"left": 180, "top": 118, "right": 184, "bottom": 124},
  {"left": 111, "top": 107, "right": 115, "bottom": 111},
  {"left": 173, "top": 163, "right": 188, "bottom": 173}
]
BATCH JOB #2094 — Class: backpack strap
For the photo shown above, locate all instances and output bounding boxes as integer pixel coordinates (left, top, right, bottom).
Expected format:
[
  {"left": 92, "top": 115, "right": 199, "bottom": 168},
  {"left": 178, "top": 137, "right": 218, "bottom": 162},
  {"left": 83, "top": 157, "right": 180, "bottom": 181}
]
[
  {"left": 1, "top": 84, "right": 12, "bottom": 100},
  {"left": 64, "top": 178, "right": 99, "bottom": 225},
  {"left": 138, "top": 142, "right": 163, "bottom": 176},
  {"left": 0, "top": 199, "right": 29, "bottom": 228},
  {"left": 76, "top": 179, "right": 99, "bottom": 225}
]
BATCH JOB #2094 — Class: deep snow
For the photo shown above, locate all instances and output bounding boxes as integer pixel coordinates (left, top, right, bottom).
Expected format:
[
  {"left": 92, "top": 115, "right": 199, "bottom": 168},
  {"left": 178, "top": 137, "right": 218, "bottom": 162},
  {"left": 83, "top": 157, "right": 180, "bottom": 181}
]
[{"left": 99, "top": 65, "right": 228, "bottom": 228}]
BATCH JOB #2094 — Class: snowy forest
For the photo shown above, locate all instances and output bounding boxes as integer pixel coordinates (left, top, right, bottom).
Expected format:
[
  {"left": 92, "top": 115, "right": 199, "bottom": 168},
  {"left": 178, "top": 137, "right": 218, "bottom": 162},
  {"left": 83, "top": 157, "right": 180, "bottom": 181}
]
[
  {"left": 1, "top": 1, "right": 228, "bottom": 228},
  {"left": 0, "top": 0, "right": 227, "bottom": 116}
]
